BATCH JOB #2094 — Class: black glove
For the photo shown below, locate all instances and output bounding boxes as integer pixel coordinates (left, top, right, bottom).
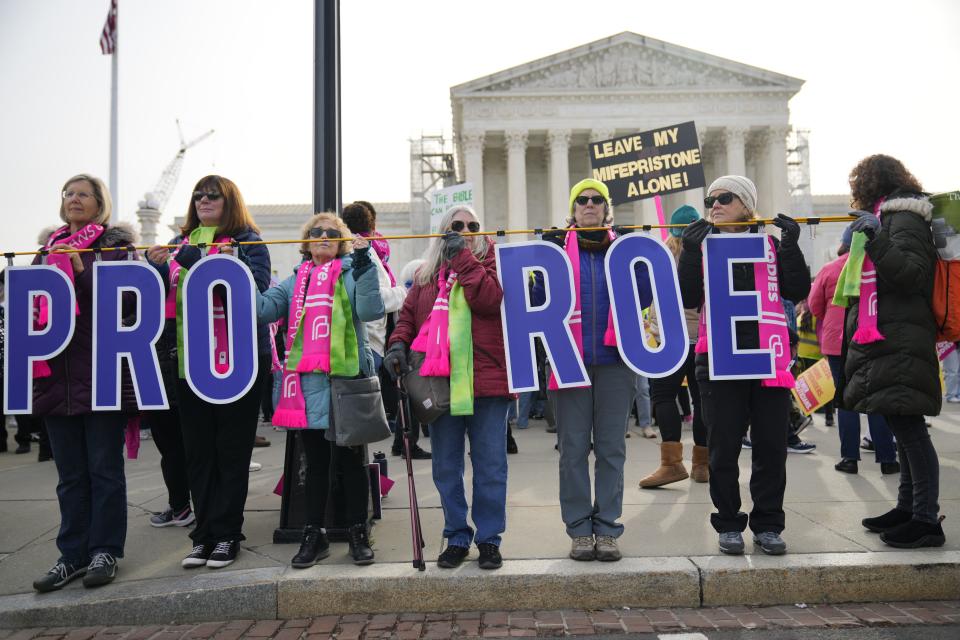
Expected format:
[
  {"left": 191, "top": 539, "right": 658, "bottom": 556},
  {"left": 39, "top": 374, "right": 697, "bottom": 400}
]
[
  {"left": 681, "top": 218, "right": 713, "bottom": 251},
  {"left": 174, "top": 245, "right": 202, "bottom": 269},
  {"left": 351, "top": 245, "right": 372, "bottom": 276},
  {"left": 848, "top": 211, "right": 880, "bottom": 238},
  {"left": 612, "top": 224, "right": 636, "bottom": 236},
  {"left": 442, "top": 231, "right": 466, "bottom": 261},
  {"left": 383, "top": 342, "right": 410, "bottom": 381},
  {"left": 541, "top": 227, "right": 566, "bottom": 247},
  {"left": 772, "top": 213, "right": 801, "bottom": 247}
]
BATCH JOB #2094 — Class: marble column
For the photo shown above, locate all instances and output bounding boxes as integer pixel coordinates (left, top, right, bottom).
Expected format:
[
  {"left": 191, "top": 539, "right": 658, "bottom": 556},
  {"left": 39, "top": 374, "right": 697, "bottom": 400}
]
[
  {"left": 767, "top": 126, "right": 791, "bottom": 216},
  {"left": 724, "top": 126, "right": 747, "bottom": 176},
  {"left": 546, "top": 128, "right": 571, "bottom": 225},
  {"left": 682, "top": 127, "right": 708, "bottom": 212},
  {"left": 461, "top": 130, "right": 486, "bottom": 225},
  {"left": 505, "top": 128, "right": 529, "bottom": 241},
  {"left": 136, "top": 205, "right": 161, "bottom": 246}
]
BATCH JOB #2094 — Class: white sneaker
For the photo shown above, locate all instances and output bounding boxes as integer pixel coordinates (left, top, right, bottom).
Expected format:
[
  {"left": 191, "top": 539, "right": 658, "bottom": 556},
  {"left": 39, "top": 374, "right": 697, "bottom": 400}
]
[{"left": 249, "top": 461, "right": 262, "bottom": 472}]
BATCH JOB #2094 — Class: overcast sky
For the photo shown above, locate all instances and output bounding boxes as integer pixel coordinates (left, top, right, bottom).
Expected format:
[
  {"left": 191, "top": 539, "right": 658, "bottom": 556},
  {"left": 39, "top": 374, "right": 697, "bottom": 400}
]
[{"left": 0, "top": 0, "right": 957, "bottom": 260}]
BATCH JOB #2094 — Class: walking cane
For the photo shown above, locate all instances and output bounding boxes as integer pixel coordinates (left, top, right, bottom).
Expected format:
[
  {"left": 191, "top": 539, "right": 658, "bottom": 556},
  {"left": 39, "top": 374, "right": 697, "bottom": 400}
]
[{"left": 395, "top": 377, "right": 426, "bottom": 571}]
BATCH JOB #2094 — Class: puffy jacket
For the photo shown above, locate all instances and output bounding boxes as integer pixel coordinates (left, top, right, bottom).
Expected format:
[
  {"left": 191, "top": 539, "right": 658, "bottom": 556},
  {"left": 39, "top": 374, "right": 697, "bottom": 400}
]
[
  {"left": 677, "top": 229, "right": 811, "bottom": 381},
  {"left": 839, "top": 194, "right": 940, "bottom": 417},
  {"left": 256, "top": 250, "right": 385, "bottom": 429},
  {"left": 389, "top": 239, "right": 510, "bottom": 398},
  {"left": 808, "top": 254, "right": 848, "bottom": 356},
  {"left": 530, "top": 229, "right": 653, "bottom": 366},
  {"left": 152, "top": 227, "right": 273, "bottom": 355},
  {"left": 32, "top": 223, "right": 139, "bottom": 416}
]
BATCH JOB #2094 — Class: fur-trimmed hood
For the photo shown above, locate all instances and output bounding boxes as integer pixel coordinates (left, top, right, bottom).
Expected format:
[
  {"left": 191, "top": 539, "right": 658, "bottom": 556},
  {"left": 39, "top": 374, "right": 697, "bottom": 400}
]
[{"left": 879, "top": 194, "right": 933, "bottom": 222}]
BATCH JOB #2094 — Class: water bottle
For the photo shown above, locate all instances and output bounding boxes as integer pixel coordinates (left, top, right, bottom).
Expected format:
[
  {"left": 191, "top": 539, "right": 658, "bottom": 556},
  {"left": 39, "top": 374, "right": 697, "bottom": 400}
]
[{"left": 373, "top": 451, "right": 388, "bottom": 479}]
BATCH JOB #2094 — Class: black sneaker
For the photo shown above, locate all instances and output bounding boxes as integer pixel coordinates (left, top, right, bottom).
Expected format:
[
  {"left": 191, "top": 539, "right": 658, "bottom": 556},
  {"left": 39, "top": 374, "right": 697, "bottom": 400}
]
[
  {"left": 82, "top": 552, "right": 117, "bottom": 588},
  {"left": 182, "top": 543, "right": 215, "bottom": 568},
  {"left": 436, "top": 545, "right": 469, "bottom": 568},
  {"left": 33, "top": 560, "right": 86, "bottom": 593},
  {"left": 862, "top": 507, "right": 912, "bottom": 533},
  {"left": 477, "top": 543, "right": 502, "bottom": 570},
  {"left": 206, "top": 540, "right": 239, "bottom": 568},
  {"left": 150, "top": 505, "right": 195, "bottom": 528},
  {"left": 409, "top": 446, "right": 432, "bottom": 460}
]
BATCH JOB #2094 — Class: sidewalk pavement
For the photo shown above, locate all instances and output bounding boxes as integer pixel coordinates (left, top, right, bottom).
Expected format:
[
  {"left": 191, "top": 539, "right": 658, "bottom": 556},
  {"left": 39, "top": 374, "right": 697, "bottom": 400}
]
[{"left": 0, "top": 405, "right": 957, "bottom": 628}]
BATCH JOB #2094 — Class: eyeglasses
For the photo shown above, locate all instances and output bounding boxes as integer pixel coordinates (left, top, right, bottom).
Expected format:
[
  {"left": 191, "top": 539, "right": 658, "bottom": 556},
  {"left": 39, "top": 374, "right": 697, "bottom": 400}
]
[
  {"left": 575, "top": 195, "right": 606, "bottom": 206},
  {"left": 704, "top": 192, "right": 738, "bottom": 208},
  {"left": 192, "top": 191, "right": 223, "bottom": 202},
  {"left": 62, "top": 190, "right": 96, "bottom": 201},
  {"left": 450, "top": 220, "right": 480, "bottom": 233},
  {"left": 308, "top": 227, "right": 342, "bottom": 239}
]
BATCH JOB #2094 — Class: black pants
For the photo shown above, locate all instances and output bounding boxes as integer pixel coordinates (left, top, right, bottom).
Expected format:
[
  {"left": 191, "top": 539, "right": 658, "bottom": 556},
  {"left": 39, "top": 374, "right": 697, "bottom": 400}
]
[
  {"left": 650, "top": 350, "right": 706, "bottom": 445},
  {"left": 144, "top": 407, "right": 190, "bottom": 512},
  {"left": 14, "top": 415, "right": 50, "bottom": 456},
  {"left": 699, "top": 379, "right": 790, "bottom": 534},
  {"left": 176, "top": 356, "right": 267, "bottom": 544},
  {"left": 301, "top": 430, "right": 369, "bottom": 527},
  {"left": 260, "top": 370, "right": 274, "bottom": 421},
  {"left": 885, "top": 415, "right": 940, "bottom": 523}
]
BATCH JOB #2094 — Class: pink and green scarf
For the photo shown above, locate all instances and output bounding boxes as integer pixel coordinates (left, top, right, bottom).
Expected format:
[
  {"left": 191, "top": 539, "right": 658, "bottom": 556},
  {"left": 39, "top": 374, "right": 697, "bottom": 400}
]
[
  {"left": 831, "top": 201, "right": 885, "bottom": 345},
  {"left": 168, "top": 227, "right": 232, "bottom": 378},
  {"left": 34, "top": 223, "right": 105, "bottom": 378},
  {"left": 410, "top": 267, "right": 474, "bottom": 415},
  {"left": 695, "top": 234, "right": 795, "bottom": 388},
  {"left": 272, "top": 259, "right": 359, "bottom": 428},
  {"left": 547, "top": 228, "right": 618, "bottom": 391}
]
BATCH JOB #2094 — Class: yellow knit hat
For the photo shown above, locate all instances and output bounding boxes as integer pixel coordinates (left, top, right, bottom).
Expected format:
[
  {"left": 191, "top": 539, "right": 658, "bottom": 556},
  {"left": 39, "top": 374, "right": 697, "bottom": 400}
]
[{"left": 568, "top": 178, "right": 610, "bottom": 214}]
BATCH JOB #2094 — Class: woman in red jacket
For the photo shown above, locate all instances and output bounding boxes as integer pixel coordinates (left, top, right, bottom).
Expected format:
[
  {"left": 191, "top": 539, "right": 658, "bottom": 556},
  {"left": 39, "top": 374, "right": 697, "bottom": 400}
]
[{"left": 384, "top": 205, "right": 511, "bottom": 571}]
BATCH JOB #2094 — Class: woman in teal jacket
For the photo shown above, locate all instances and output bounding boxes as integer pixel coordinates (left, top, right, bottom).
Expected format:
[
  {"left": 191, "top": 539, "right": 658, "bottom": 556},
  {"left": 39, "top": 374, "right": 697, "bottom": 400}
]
[{"left": 256, "top": 212, "right": 385, "bottom": 567}]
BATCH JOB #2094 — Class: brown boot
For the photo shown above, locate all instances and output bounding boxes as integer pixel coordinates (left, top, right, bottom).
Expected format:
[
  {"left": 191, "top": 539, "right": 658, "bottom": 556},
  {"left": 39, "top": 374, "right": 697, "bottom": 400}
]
[
  {"left": 639, "top": 442, "right": 688, "bottom": 488},
  {"left": 690, "top": 445, "right": 709, "bottom": 483}
]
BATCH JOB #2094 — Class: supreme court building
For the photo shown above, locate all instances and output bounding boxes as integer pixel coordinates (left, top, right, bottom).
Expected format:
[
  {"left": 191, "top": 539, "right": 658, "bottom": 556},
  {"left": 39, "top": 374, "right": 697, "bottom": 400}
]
[{"left": 450, "top": 31, "right": 805, "bottom": 237}]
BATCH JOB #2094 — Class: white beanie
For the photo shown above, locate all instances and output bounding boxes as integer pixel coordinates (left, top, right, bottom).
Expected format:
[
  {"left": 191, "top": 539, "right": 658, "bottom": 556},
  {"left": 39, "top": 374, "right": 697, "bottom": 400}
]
[{"left": 707, "top": 175, "right": 758, "bottom": 214}]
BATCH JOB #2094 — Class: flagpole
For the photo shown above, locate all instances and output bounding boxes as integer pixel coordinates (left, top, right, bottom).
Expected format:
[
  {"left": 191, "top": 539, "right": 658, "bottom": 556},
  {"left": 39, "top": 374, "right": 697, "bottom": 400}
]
[{"left": 109, "top": 2, "right": 118, "bottom": 218}]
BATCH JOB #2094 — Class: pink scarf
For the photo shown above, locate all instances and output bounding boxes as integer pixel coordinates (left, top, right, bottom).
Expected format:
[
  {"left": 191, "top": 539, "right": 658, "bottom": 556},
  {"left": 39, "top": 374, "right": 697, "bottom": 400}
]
[
  {"left": 411, "top": 268, "right": 456, "bottom": 375},
  {"left": 361, "top": 231, "right": 396, "bottom": 286},
  {"left": 34, "top": 224, "right": 105, "bottom": 378},
  {"left": 695, "top": 235, "right": 795, "bottom": 388},
  {"left": 852, "top": 200, "right": 886, "bottom": 344},
  {"left": 547, "top": 229, "right": 617, "bottom": 390},
  {"left": 272, "top": 259, "right": 342, "bottom": 429},
  {"left": 166, "top": 236, "right": 231, "bottom": 375}
]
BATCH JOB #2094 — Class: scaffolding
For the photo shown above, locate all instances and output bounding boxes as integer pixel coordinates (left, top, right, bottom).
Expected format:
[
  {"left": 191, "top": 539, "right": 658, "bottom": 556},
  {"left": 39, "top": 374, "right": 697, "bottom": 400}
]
[
  {"left": 409, "top": 133, "right": 456, "bottom": 235},
  {"left": 787, "top": 128, "right": 811, "bottom": 216}
]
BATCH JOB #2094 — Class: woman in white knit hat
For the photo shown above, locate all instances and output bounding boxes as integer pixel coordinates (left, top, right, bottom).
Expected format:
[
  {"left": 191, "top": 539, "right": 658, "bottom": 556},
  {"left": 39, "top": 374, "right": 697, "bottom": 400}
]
[{"left": 676, "top": 175, "right": 810, "bottom": 556}]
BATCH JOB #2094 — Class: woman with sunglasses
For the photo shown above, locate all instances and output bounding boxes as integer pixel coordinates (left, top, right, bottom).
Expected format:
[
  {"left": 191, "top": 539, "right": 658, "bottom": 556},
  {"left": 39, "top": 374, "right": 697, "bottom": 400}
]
[
  {"left": 145, "top": 175, "right": 272, "bottom": 570},
  {"left": 30, "top": 174, "right": 140, "bottom": 593},
  {"left": 677, "top": 175, "right": 809, "bottom": 556},
  {"left": 535, "top": 179, "right": 653, "bottom": 563},
  {"left": 384, "top": 205, "right": 511, "bottom": 570},
  {"left": 255, "top": 212, "right": 383, "bottom": 567}
]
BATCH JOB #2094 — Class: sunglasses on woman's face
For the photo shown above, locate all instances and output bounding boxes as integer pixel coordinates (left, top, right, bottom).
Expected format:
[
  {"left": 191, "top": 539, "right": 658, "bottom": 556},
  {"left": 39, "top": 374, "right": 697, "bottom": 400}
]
[
  {"left": 192, "top": 191, "right": 223, "bottom": 202},
  {"left": 450, "top": 220, "right": 480, "bottom": 233},
  {"left": 575, "top": 195, "right": 606, "bottom": 206},
  {"left": 704, "top": 192, "right": 738, "bottom": 208},
  {"left": 308, "top": 227, "right": 342, "bottom": 239}
]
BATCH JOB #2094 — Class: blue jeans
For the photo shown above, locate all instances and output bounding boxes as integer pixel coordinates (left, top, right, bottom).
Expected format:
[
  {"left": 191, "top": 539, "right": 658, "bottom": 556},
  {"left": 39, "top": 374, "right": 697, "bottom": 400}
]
[
  {"left": 46, "top": 413, "right": 128, "bottom": 566},
  {"left": 826, "top": 355, "right": 896, "bottom": 463},
  {"left": 430, "top": 397, "right": 510, "bottom": 547},
  {"left": 634, "top": 375, "right": 651, "bottom": 428}
]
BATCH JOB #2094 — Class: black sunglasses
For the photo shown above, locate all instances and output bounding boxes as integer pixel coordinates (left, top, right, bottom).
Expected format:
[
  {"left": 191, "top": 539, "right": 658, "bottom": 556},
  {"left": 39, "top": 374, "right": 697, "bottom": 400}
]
[
  {"left": 704, "top": 192, "right": 738, "bottom": 208},
  {"left": 192, "top": 191, "right": 223, "bottom": 202},
  {"left": 308, "top": 227, "right": 342, "bottom": 239},
  {"left": 575, "top": 195, "right": 606, "bottom": 206},
  {"left": 450, "top": 220, "right": 480, "bottom": 233}
]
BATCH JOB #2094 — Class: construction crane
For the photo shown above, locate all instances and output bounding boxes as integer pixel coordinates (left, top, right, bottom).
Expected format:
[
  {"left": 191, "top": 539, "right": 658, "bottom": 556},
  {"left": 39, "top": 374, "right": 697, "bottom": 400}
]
[{"left": 140, "top": 119, "right": 215, "bottom": 212}]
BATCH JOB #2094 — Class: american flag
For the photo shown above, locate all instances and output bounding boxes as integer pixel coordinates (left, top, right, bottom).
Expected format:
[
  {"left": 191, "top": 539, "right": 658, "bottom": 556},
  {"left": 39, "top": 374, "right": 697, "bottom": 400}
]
[{"left": 99, "top": 0, "right": 117, "bottom": 55}]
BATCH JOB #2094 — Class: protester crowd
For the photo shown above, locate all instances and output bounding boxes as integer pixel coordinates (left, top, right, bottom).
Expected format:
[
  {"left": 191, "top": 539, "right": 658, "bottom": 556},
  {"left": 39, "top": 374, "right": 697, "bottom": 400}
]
[{"left": 1, "top": 152, "right": 947, "bottom": 593}]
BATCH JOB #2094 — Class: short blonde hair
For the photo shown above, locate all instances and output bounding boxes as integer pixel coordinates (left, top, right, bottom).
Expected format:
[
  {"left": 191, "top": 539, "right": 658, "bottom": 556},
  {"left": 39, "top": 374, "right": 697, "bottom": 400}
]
[
  {"left": 300, "top": 212, "right": 351, "bottom": 258},
  {"left": 59, "top": 174, "right": 112, "bottom": 226}
]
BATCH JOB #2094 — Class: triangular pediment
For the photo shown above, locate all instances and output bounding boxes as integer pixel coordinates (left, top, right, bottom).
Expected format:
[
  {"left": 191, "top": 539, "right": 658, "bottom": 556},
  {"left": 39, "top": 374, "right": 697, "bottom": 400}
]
[{"left": 451, "top": 32, "right": 803, "bottom": 95}]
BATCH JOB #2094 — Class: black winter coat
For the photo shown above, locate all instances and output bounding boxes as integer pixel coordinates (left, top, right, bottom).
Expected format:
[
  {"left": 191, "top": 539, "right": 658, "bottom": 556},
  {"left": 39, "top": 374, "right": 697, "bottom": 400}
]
[
  {"left": 839, "top": 194, "right": 940, "bottom": 417},
  {"left": 677, "top": 229, "right": 811, "bottom": 382},
  {"left": 32, "top": 223, "right": 140, "bottom": 416}
]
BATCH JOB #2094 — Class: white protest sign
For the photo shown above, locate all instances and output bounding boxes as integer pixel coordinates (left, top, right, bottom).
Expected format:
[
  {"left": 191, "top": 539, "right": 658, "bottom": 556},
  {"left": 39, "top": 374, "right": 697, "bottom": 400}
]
[{"left": 430, "top": 183, "right": 473, "bottom": 233}]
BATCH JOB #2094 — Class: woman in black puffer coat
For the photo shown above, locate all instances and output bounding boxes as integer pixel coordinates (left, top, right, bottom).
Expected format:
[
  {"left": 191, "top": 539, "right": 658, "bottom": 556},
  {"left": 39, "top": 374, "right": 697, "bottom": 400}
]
[{"left": 840, "top": 154, "right": 945, "bottom": 548}]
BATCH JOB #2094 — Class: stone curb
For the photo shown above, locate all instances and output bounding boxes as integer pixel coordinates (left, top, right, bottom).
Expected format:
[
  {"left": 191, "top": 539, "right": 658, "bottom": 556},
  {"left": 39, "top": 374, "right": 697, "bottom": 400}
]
[{"left": 1, "top": 553, "right": 958, "bottom": 628}]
